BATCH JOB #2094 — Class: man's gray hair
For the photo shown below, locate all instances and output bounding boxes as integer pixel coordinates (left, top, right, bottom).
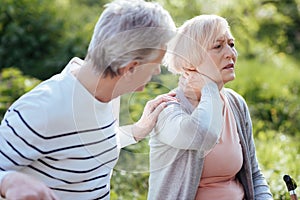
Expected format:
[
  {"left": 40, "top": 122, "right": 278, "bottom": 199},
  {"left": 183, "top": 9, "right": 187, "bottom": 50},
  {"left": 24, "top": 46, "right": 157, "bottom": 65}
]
[{"left": 85, "top": 0, "right": 176, "bottom": 76}]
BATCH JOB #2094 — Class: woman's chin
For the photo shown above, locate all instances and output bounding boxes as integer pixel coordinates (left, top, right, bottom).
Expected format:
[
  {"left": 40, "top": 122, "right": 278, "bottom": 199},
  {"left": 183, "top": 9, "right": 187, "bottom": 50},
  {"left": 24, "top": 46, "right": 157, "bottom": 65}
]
[{"left": 223, "top": 74, "right": 235, "bottom": 84}]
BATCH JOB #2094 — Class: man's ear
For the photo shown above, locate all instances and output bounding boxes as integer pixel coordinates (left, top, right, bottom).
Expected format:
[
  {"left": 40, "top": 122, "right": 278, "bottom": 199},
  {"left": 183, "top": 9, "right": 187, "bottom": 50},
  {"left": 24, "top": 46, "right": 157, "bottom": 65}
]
[{"left": 117, "top": 61, "right": 140, "bottom": 76}]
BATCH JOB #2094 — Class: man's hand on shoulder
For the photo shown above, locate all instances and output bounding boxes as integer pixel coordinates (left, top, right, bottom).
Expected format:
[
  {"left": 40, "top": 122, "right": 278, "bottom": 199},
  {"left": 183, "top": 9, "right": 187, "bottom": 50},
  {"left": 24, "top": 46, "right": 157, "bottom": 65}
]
[{"left": 133, "top": 92, "right": 178, "bottom": 141}]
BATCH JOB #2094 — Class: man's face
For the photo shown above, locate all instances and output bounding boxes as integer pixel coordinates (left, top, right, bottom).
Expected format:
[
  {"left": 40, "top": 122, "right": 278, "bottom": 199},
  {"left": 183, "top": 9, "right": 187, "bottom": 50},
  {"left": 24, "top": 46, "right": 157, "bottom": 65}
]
[
  {"left": 132, "top": 50, "right": 166, "bottom": 91},
  {"left": 114, "top": 49, "right": 166, "bottom": 95}
]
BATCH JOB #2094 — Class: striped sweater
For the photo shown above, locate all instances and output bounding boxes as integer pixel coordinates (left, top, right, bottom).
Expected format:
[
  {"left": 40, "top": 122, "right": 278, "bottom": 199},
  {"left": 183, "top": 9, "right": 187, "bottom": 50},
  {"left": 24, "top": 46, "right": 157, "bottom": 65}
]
[{"left": 0, "top": 58, "right": 134, "bottom": 199}]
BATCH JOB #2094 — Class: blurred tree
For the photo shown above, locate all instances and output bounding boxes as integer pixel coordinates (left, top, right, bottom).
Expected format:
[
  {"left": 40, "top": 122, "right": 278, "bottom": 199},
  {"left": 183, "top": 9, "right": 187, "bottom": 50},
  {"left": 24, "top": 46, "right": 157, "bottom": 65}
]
[
  {"left": 0, "top": 0, "right": 107, "bottom": 80},
  {"left": 156, "top": 0, "right": 300, "bottom": 58},
  {"left": 257, "top": 0, "right": 300, "bottom": 56},
  {"left": 220, "top": 0, "right": 300, "bottom": 58},
  {"left": 0, "top": 67, "right": 40, "bottom": 120},
  {"left": 0, "top": 0, "right": 66, "bottom": 79}
]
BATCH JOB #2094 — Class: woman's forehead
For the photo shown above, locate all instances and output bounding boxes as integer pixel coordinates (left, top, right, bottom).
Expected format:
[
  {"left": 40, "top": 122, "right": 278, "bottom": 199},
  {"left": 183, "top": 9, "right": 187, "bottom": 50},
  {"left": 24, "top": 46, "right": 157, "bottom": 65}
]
[{"left": 215, "top": 31, "right": 234, "bottom": 41}]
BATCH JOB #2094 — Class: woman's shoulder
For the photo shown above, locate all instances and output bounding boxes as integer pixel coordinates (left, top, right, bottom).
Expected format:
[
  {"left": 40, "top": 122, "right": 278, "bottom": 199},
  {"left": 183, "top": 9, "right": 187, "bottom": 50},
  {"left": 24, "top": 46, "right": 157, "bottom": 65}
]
[
  {"left": 223, "top": 88, "right": 246, "bottom": 104},
  {"left": 223, "top": 88, "right": 250, "bottom": 116},
  {"left": 172, "top": 87, "right": 195, "bottom": 114}
]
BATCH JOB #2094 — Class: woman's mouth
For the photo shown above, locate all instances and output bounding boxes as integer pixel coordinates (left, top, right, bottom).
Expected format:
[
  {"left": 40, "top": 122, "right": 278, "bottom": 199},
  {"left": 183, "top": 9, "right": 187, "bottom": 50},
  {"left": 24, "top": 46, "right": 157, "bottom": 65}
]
[{"left": 222, "top": 63, "right": 234, "bottom": 70}]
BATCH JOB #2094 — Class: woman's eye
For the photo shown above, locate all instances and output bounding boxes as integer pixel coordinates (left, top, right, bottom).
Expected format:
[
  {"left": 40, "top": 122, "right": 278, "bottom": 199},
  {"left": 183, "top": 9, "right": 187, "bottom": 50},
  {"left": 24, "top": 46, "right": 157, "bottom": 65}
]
[
  {"left": 214, "top": 44, "right": 222, "bottom": 49},
  {"left": 229, "top": 43, "right": 235, "bottom": 48}
]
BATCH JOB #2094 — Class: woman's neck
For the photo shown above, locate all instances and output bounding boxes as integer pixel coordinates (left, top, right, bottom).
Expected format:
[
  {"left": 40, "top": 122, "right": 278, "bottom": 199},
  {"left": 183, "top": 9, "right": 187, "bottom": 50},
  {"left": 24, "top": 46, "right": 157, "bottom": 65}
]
[{"left": 186, "top": 96, "right": 201, "bottom": 108}]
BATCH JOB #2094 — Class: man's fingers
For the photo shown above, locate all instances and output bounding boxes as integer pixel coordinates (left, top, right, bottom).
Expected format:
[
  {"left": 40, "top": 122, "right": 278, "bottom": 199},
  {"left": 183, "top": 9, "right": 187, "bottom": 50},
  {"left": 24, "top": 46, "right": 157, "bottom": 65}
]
[
  {"left": 151, "top": 94, "right": 177, "bottom": 107},
  {"left": 150, "top": 102, "right": 167, "bottom": 121},
  {"left": 167, "top": 91, "right": 176, "bottom": 96},
  {"left": 146, "top": 94, "right": 176, "bottom": 117}
]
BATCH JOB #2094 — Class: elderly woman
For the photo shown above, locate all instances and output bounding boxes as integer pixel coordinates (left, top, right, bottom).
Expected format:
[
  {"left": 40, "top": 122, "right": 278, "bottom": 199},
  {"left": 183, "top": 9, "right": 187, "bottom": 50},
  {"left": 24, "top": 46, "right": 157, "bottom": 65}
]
[
  {"left": 0, "top": 0, "right": 176, "bottom": 199},
  {"left": 148, "top": 15, "right": 273, "bottom": 200}
]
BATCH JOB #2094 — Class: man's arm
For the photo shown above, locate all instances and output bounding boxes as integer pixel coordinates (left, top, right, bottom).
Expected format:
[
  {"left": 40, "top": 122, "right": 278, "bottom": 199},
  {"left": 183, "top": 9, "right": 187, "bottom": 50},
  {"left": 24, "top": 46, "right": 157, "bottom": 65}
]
[
  {"left": 114, "top": 93, "right": 177, "bottom": 148},
  {"left": 0, "top": 105, "right": 58, "bottom": 199}
]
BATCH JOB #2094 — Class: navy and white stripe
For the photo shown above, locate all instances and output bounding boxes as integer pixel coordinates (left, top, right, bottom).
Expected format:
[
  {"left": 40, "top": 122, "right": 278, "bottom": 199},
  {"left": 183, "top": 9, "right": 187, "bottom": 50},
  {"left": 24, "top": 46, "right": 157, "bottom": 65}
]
[{"left": 1, "top": 108, "right": 118, "bottom": 199}]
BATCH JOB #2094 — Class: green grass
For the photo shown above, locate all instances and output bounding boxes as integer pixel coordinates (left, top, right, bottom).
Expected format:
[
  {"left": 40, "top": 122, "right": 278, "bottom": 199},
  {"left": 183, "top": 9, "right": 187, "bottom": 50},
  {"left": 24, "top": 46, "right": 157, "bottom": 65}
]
[{"left": 256, "top": 131, "right": 300, "bottom": 199}]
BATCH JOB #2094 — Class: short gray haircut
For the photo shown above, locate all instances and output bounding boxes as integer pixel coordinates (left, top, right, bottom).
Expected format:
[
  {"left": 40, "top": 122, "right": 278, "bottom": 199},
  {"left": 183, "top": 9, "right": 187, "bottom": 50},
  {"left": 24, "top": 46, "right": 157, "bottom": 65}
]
[
  {"left": 164, "top": 15, "right": 232, "bottom": 74},
  {"left": 85, "top": 0, "right": 176, "bottom": 77}
]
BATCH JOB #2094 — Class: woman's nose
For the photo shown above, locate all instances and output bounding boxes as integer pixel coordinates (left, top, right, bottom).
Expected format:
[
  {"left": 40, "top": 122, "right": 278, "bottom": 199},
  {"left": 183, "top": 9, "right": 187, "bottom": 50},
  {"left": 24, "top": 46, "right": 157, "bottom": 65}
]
[{"left": 225, "top": 45, "right": 237, "bottom": 59}]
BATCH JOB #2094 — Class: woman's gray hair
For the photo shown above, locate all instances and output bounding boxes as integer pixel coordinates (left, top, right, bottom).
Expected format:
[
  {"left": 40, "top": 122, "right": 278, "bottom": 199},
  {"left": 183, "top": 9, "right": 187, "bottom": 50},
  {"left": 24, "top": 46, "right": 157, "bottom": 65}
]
[
  {"left": 164, "top": 15, "right": 231, "bottom": 74},
  {"left": 85, "top": 0, "right": 176, "bottom": 77}
]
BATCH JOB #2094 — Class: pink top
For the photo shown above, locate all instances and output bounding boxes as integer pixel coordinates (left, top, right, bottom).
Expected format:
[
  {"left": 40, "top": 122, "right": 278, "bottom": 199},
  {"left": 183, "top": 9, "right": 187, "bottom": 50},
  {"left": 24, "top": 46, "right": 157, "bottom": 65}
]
[{"left": 195, "top": 93, "right": 244, "bottom": 200}]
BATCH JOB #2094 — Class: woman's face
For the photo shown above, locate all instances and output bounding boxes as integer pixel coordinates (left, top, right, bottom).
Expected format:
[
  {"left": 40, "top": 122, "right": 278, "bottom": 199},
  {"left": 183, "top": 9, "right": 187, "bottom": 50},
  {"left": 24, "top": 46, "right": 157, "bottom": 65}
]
[{"left": 201, "top": 30, "right": 237, "bottom": 84}]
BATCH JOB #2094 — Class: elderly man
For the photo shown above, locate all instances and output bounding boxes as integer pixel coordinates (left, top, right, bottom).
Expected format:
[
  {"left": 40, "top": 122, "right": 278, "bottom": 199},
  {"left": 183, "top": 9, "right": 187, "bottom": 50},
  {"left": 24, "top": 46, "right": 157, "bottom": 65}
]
[{"left": 0, "top": 0, "right": 176, "bottom": 199}]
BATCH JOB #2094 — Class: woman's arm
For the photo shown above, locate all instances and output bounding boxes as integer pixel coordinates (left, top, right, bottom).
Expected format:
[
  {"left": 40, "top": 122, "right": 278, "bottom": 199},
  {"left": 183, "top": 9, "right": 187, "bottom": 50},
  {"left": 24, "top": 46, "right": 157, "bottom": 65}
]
[
  {"left": 243, "top": 103, "right": 273, "bottom": 199},
  {"left": 155, "top": 82, "right": 224, "bottom": 153}
]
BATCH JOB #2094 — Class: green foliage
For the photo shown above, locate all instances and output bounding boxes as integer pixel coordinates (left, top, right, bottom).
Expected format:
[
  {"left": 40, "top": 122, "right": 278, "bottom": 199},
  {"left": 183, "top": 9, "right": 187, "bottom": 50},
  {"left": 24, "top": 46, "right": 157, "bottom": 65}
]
[
  {"left": 226, "top": 55, "right": 300, "bottom": 136},
  {"left": 228, "top": 0, "right": 300, "bottom": 58},
  {"left": 111, "top": 171, "right": 149, "bottom": 200},
  {"left": 0, "top": 0, "right": 107, "bottom": 79},
  {"left": 52, "top": 0, "right": 108, "bottom": 65},
  {"left": 0, "top": 0, "right": 65, "bottom": 79},
  {"left": 158, "top": 0, "right": 300, "bottom": 59},
  {"left": 0, "top": 67, "right": 40, "bottom": 120},
  {"left": 268, "top": 0, "right": 300, "bottom": 55},
  {"left": 255, "top": 131, "right": 300, "bottom": 199}
]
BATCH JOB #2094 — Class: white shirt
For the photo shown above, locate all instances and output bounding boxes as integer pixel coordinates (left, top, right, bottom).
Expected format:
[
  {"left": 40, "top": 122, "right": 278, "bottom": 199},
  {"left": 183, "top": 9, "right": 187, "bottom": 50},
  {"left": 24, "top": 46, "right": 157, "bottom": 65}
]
[{"left": 0, "top": 57, "right": 136, "bottom": 199}]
